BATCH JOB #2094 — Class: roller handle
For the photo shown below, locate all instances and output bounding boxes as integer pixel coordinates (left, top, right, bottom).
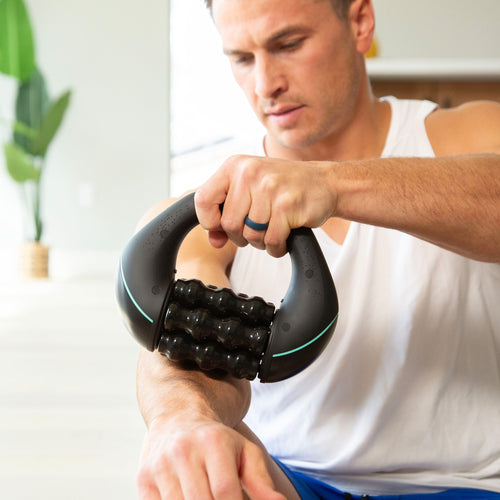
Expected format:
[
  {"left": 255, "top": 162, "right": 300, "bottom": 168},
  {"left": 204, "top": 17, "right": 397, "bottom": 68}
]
[
  {"left": 116, "top": 192, "right": 338, "bottom": 382},
  {"left": 116, "top": 193, "right": 199, "bottom": 351}
]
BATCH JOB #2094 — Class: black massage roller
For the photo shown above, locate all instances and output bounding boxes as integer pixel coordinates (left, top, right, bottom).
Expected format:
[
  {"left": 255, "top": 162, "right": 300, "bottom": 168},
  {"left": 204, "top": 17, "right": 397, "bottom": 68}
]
[{"left": 116, "top": 192, "right": 338, "bottom": 382}]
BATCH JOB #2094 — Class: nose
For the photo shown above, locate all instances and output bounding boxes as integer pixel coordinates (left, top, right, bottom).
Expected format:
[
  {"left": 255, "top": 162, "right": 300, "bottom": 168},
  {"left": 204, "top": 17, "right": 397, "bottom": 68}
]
[{"left": 254, "top": 55, "right": 287, "bottom": 100}]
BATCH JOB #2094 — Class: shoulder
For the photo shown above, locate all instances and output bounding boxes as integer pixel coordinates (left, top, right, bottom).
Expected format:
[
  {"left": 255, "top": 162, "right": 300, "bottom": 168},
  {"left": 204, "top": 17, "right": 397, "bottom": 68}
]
[{"left": 425, "top": 100, "right": 500, "bottom": 156}]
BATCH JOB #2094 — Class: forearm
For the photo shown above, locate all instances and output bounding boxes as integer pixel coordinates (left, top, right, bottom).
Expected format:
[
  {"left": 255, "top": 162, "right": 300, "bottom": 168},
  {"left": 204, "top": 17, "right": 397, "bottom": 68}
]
[
  {"left": 137, "top": 348, "right": 251, "bottom": 430},
  {"left": 136, "top": 348, "right": 286, "bottom": 500},
  {"left": 134, "top": 216, "right": 249, "bottom": 430},
  {"left": 331, "top": 153, "right": 500, "bottom": 262}
]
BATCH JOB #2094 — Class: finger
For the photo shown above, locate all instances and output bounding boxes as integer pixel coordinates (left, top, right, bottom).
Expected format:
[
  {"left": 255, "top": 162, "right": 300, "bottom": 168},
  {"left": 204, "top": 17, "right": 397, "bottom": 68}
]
[
  {"left": 239, "top": 443, "right": 286, "bottom": 500},
  {"left": 242, "top": 199, "right": 271, "bottom": 251},
  {"left": 137, "top": 465, "right": 182, "bottom": 500},
  {"left": 221, "top": 180, "right": 251, "bottom": 248},
  {"left": 195, "top": 171, "right": 230, "bottom": 232},
  {"left": 136, "top": 475, "right": 162, "bottom": 500},
  {"left": 196, "top": 183, "right": 231, "bottom": 249},
  {"left": 207, "top": 229, "right": 229, "bottom": 249},
  {"left": 263, "top": 210, "right": 290, "bottom": 258},
  {"left": 206, "top": 454, "right": 245, "bottom": 500},
  {"left": 171, "top": 441, "right": 216, "bottom": 500},
  {"left": 157, "top": 477, "right": 184, "bottom": 500},
  {"left": 178, "top": 467, "right": 214, "bottom": 500}
]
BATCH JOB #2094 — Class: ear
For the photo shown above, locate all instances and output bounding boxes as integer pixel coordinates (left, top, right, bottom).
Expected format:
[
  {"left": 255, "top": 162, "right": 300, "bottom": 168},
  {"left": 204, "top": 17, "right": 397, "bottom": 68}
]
[{"left": 348, "top": 0, "right": 375, "bottom": 55}]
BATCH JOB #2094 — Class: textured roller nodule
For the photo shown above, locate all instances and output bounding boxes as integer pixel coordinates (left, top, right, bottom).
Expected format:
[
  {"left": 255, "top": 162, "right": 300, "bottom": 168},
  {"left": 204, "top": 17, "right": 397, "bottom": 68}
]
[
  {"left": 172, "top": 279, "right": 275, "bottom": 326},
  {"left": 158, "top": 332, "right": 260, "bottom": 380},
  {"left": 164, "top": 302, "right": 269, "bottom": 355}
]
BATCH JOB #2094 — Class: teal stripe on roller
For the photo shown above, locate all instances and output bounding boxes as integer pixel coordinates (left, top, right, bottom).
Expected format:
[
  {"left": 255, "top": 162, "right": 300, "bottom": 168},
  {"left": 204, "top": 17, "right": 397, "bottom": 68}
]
[
  {"left": 272, "top": 314, "right": 338, "bottom": 358},
  {"left": 120, "top": 261, "right": 154, "bottom": 324}
]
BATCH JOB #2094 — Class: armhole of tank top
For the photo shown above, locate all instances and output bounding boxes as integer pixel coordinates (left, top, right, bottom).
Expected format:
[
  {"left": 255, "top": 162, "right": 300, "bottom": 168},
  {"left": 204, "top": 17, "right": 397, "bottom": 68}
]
[
  {"left": 381, "top": 97, "right": 438, "bottom": 158},
  {"left": 379, "top": 96, "right": 399, "bottom": 158},
  {"left": 419, "top": 100, "right": 439, "bottom": 157}
]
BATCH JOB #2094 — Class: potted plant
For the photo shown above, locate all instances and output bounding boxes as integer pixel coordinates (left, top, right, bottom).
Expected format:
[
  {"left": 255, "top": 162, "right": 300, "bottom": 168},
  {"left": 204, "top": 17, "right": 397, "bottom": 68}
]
[{"left": 0, "top": 0, "right": 71, "bottom": 278}]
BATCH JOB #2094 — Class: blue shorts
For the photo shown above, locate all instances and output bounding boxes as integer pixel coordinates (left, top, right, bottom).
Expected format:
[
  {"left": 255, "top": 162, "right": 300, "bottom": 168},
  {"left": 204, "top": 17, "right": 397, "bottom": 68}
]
[{"left": 273, "top": 458, "right": 500, "bottom": 500}]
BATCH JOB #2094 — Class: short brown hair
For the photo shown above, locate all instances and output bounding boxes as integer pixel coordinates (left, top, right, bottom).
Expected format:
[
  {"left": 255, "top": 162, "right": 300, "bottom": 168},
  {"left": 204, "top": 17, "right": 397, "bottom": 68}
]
[{"left": 203, "top": 0, "right": 354, "bottom": 20}]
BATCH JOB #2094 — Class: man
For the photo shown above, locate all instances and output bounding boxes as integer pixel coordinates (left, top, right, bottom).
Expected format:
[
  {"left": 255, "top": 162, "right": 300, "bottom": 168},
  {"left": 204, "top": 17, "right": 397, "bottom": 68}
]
[{"left": 135, "top": 0, "right": 500, "bottom": 498}]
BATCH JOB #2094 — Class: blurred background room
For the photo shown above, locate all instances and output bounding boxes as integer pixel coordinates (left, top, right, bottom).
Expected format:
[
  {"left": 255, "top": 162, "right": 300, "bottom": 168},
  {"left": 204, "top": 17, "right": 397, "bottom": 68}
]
[{"left": 0, "top": 0, "right": 498, "bottom": 499}]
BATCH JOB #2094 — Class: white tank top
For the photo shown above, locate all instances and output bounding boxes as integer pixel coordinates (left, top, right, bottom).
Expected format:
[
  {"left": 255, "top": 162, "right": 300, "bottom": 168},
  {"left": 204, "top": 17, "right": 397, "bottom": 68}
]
[{"left": 230, "top": 97, "right": 500, "bottom": 495}]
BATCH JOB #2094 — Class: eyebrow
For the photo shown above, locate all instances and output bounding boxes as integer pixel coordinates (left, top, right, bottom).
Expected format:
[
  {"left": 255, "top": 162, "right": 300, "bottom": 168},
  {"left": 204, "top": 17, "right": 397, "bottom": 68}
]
[
  {"left": 223, "top": 25, "right": 311, "bottom": 56},
  {"left": 267, "top": 25, "right": 310, "bottom": 44}
]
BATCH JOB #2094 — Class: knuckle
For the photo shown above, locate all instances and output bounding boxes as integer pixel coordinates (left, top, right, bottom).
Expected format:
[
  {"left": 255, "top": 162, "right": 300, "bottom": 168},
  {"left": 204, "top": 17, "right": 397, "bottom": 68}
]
[
  {"left": 220, "top": 155, "right": 237, "bottom": 173},
  {"left": 275, "top": 191, "right": 297, "bottom": 213},
  {"left": 221, "top": 214, "right": 240, "bottom": 234},
  {"left": 263, "top": 231, "right": 281, "bottom": 249},
  {"left": 194, "top": 192, "right": 217, "bottom": 230},
  {"left": 194, "top": 188, "right": 208, "bottom": 208},
  {"left": 151, "top": 455, "right": 172, "bottom": 479},
  {"left": 267, "top": 244, "right": 286, "bottom": 258},
  {"left": 264, "top": 231, "right": 288, "bottom": 258},
  {"left": 239, "top": 157, "right": 261, "bottom": 180},
  {"left": 196, "top": 425, "right": 222, "bottom": 446},
  {"left": 243, "top": 226, "right": 264, "bottom": 243},
  {"left": 136, "top": 467, "right": 150, "bottom": 489},
  {"left": 226, "top": 154, "right": 251, "bottom": 176},
  {"left": 136, "top": 465, "right": 157, "bottom": 497},
  {"left": 211, "top": 477, "right": 238, "bottom": 497},
  {"left": 259, "top": 173, "right": 279, "bottom": 194},
  {"left": 169, "top": 436, "right": 192, "bottom": 463},
  {"left": 248, "top": 238, "right": 266, "bottom": 251}
]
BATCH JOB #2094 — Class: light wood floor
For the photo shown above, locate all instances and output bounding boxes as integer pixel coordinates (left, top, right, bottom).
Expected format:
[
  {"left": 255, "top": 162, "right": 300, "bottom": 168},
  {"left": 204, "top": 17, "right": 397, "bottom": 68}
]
[{"left": 0, "top": 277, "right": 145, "bottom": 500}]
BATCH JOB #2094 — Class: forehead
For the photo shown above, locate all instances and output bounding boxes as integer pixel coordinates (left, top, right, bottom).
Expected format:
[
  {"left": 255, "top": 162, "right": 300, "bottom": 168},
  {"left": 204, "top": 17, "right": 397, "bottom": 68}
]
[{"left": 212, "top": 0, "right": 337, "bottom": 48}]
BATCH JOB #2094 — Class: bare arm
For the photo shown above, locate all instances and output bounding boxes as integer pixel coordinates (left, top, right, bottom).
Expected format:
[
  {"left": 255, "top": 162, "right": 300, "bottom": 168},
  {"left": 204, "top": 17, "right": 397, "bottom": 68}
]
[
  {"left": 136, "top": 207, "right": 248, "bottom": 430},
  {"left": 195, "top": 102, "right": 500, "bottom": 262},
  {"left": 330, "top": 153, "right": 500, "bottom": 262},
  {"left": 341, "top": 101, "right": 500, "bottom": 261},
  {"left": 135, "top": 200, "right": 286, "bottom": 500}
]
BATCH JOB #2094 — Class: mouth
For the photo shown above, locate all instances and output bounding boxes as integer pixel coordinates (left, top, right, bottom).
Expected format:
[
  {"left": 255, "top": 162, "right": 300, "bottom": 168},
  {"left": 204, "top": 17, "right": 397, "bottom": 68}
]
[
  {"left": 265, "top": 104, "right": 303, "bottom": 116},
  {"left": 264, "top": 105, "right": 305, "bottom": 127}
]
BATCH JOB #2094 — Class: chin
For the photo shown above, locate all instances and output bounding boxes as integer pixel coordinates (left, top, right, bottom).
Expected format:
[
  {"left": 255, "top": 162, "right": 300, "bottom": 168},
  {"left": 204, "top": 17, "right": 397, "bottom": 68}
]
[{"left": 271, "top": 129, "right": 324, "bottom": 152}]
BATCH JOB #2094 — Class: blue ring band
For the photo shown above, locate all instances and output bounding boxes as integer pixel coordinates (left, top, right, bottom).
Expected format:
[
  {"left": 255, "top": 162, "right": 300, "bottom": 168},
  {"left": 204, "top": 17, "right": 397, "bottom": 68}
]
[{"left": 244, "top": 216, "right": 269, "bottom": 231}]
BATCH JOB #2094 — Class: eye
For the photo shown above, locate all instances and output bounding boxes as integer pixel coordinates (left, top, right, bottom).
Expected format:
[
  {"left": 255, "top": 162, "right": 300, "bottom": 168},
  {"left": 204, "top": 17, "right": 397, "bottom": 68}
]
[
  {"left": 235, "top": 55, "right": 253, "bottom": 65},
  {"left": 229, "top": 53, "right": 254, "bottom": 66},
  {"left": 278, "top": 38, "right": 305, "bottom": 52}
]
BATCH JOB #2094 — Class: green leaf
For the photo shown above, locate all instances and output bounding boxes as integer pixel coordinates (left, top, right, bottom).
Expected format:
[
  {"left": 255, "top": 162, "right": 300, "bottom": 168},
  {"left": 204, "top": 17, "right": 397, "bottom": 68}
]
[
  {"left": 3, "top": 142, "right": 40, "bottom": 182},
  {"left": 13, "top": 67, "right": 50, "bottom": 152},
  {"left": 12, "top": 119, "right": 37, "bottom": 140},
  {"left": 0, "top": 0, "right": 36, "bottom": 81},
  {"left": 32, "top": 90, "right": 71, "bottom": 157}
]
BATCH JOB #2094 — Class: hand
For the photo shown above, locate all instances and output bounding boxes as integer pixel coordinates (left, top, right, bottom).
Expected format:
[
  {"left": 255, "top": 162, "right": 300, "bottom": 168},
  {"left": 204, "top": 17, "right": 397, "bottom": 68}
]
[
  {"left": 137, "top": 414, "right": 286, "bottom": 500},
  {"left": 195, "top": 154, "right": 337, "bottom": 257}
]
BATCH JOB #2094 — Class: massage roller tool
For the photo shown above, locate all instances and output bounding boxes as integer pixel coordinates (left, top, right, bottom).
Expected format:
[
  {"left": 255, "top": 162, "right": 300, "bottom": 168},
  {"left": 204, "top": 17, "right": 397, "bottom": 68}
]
[{"left": 116, "top": 192, "right": 338, "bottom": 382}]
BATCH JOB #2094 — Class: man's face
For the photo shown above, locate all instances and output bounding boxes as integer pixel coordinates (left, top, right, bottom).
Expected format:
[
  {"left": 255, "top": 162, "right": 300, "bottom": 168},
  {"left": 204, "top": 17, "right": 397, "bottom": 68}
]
[{"left": 212, "top": 0, "right": 362, "bottom": 152}]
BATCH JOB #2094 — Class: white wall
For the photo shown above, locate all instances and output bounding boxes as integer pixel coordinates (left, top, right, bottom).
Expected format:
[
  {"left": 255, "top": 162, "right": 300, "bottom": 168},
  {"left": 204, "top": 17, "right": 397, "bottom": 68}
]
[
  {"left": 372, "top": 0, "right": 500, "bottom": 59},
  {"left": 0, "top": 0, "right": 170, "bottom": 279}
]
